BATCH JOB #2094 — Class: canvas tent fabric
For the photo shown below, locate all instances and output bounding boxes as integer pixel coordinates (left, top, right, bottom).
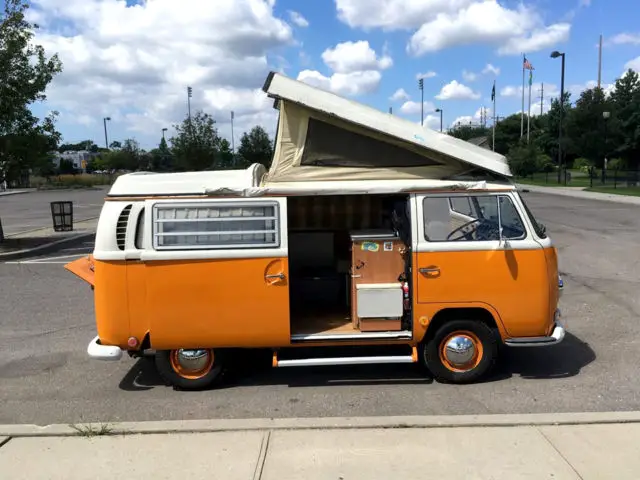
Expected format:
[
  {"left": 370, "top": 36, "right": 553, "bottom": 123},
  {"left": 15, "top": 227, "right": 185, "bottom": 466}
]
[{"left": 262, "top": 72, "right": 512, "bottom": 183}]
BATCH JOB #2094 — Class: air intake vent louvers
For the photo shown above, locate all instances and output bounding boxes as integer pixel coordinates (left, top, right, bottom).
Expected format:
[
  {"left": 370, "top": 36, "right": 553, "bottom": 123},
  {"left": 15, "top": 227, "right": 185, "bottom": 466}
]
[{"left": 116, "top": 204, "right": 133, "bottom": 250}]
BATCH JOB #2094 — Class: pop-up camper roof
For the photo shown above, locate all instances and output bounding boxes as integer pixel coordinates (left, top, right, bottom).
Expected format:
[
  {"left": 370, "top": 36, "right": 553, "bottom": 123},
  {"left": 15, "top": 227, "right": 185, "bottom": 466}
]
[{"left": 262, "top": 72, "right": 511, "bottom": 184}]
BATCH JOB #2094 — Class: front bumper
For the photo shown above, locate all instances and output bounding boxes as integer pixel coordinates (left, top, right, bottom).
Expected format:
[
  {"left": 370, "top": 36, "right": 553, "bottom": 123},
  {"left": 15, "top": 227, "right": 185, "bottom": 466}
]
[
  {"left": 87, "top": 335, "right": 123, "bottom": 361},
  {"left": 504, "top": 310, "right": 565, "bottom": 347}
]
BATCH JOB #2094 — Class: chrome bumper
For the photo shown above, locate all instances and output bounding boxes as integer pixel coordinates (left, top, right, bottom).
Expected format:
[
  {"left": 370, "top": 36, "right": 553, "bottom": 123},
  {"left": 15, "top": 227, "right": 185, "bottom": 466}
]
[
  {"left": 504, "top": 310, "right": 565, "bottom": 347},
  {"left": 87, "top": 335, "right": 123, "bottom": 361}
]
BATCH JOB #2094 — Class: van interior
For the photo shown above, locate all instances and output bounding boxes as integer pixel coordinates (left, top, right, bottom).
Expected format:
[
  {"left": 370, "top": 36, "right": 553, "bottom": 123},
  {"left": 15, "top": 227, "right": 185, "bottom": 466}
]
[{"left": 287, "top": 194, "right": 412, "bottom": 340}]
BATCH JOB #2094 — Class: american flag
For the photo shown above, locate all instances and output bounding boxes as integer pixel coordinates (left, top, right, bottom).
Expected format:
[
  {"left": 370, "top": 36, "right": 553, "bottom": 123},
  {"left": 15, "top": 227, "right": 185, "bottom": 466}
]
[{"left": 523, "top": 57, "right": 534, "bottom": 70}]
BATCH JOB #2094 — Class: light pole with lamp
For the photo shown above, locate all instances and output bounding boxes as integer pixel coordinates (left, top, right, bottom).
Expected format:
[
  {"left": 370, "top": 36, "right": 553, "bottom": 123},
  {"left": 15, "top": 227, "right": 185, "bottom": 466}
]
[
  {"left": 418, "top": 78, "right": 424, "bottom": 126},
  {"left": 162, "top": 127, "right": 168, "bottom": 142},
  {"left": 435, "top": 108, "right": 443, "bottom": 132},
  {"left": 602, "top": 111, "right": 610, "bottom": 183},
  {"left": 550, "top": 50, "right": 566, "bottom": 185},
  {"left": 103, "top": 117, "right": 111, "bottom": 149}
]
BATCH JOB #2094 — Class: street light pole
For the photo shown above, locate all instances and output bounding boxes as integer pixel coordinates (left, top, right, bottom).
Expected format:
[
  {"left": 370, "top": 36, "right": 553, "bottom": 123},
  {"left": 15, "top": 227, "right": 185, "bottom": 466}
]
[
  {"left": 551, "top": 51, "right": 566, "bottom": 185},
  {"left": 162, "top": 127, "right": 167, "bottom": 141},
  {"left": 103, "top": 117, "right": 111, "bottom": 149},
  {"left": 435, "top": 108, "right": 443, "bottom": 132},
  {"left": 418, "top": 78, "right": 424, "bottom": 126},
  {"left": 602, "top": 111, "right": 610, "bottom": 183}
]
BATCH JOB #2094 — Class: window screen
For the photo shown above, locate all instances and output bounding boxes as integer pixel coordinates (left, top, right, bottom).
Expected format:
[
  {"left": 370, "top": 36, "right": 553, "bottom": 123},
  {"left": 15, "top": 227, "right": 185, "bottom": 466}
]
[
  {"left": 301, "top": 118, "right": 440, "bottom": 168},
  {"left": 152, "top": 202, "right": 279, "bottom": 250}
]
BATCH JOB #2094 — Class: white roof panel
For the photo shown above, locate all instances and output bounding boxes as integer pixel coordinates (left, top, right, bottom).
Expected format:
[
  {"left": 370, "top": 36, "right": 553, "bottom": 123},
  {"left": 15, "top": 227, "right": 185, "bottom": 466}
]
[
  {"left": 262, "top": 72, "right": 511, "bottom": 178},
  {"left": 107, "top": 164, "right": 267, "bottom": 197}
]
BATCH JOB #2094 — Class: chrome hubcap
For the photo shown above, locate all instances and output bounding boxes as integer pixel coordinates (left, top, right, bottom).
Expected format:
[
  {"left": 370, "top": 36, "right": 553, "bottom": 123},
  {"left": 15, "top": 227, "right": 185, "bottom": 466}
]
[
  {"left": 443, "top": 336, "right": 476, "bottom": 366},
  {"left": 175, "top": 349, "right": 211, "bottom": 372}
]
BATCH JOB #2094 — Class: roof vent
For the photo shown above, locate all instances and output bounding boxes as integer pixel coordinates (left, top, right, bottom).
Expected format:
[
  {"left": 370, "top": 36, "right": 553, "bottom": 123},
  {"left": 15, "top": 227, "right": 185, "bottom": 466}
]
[{"left": 116, "top": 204, "right": 132, "bottom": 250}]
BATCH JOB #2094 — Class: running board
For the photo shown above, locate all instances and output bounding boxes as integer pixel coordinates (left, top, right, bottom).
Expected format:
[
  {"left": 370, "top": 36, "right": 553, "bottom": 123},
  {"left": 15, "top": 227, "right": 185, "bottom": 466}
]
[
  {"left": 290, "top": 330, "right": 413, "bottom": 343},
  {"left": 272, "top": 347, "right": 418, "bottom": 368}
]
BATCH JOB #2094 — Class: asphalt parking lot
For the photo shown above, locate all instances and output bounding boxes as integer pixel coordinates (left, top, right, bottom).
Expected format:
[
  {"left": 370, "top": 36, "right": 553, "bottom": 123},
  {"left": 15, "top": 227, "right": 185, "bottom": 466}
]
[
  {"left": 0, "top": 188, "right": 107, "bottom": 236},
  {"left": 1, "top": 192, "right": 639, "bottom": 425}
]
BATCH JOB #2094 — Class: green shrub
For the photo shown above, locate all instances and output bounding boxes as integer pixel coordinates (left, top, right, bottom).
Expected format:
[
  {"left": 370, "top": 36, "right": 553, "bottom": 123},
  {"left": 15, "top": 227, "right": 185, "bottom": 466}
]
[
  {"left": 607, "top": 158, "right": 627, "bottom": 170},
  {"left": 30, "top": 173, "right": 120, "bottom": 190}
]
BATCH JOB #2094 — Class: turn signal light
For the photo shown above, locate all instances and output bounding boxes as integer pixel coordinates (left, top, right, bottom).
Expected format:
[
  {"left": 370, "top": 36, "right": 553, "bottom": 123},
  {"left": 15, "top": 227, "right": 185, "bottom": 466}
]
[{"left": 127, "top": 336, "right": 139, "bottom": 348}]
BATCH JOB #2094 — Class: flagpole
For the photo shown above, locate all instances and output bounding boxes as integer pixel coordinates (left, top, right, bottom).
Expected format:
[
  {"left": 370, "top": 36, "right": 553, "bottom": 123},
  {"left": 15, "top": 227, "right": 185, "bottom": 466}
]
[
  {"left": 527, "top": 71, "right": 532, "bottom": 143},
  {"left": 492, "top": 80, "right": 496, "bottom": 151},
  {"left": 521, "top": 54, "right": 525, "bottom": 138}
]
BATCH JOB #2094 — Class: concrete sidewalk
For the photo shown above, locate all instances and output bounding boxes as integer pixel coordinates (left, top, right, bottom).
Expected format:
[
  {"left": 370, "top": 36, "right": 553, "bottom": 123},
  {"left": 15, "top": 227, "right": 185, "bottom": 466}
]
[
  {"left": 0, "top": 217, "right": 97, "bottom": 260},
  {"left": 1, "top": 413, "right": 640, "bottom": 479},
  {"left": 518, "top": 183, "right": 640, "bottom": 205}
]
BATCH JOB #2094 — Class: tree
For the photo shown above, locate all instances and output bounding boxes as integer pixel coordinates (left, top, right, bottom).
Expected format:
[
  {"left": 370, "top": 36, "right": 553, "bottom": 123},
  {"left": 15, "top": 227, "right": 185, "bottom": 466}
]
[
  {"left": 448, "top": 125, "right": 489, "bottom": 142},
  {"left": 170, "top": 111, "right": 220, "bottom": 171},
  {"left": 58, "top": 140, "right": 96, "bottom": 153},
  {"left": 109, "top": 140, "right": 122, "bottom": 150},
  {"left": 149, "top": 136, "right": 174, "bottom": 171},
  {"left": 0, "top": 0, "right": 63, "bottom": 186},
  {"left": 507, "top": 142, "right": 545, "bottom": 178},
  {"left": 565, "top": 87, "right": 612, "bottom": 168},
  {"left": 609, "top": 70, "right": 640, "bottom": 175},
  {"left": 238, "top": 126, "right": 273, "bottom": 169},
  {"left": 215, "top": 138, "right": 235, "bottom": 169},
  {"left": 493, "top": 114, "right": 524, "bottom": 155}
]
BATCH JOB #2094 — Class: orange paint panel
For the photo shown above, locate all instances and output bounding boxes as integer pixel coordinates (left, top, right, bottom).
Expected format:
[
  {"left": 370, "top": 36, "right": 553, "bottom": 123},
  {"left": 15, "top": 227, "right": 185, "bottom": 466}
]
[
  {"left": 144, "top": 257, "right": 290, "bottom": 349},
  {"left": 93, "top": 260, "right": 130, "bottom": 348},
  {"left": 64, "top": 255, "right": 95, "bottom": 286},
  {"left": 125, "top": 262, "right": 149, "bottom": 344},
  {"left": 415, "top": 249, "right": 550, "bottom": 337}
]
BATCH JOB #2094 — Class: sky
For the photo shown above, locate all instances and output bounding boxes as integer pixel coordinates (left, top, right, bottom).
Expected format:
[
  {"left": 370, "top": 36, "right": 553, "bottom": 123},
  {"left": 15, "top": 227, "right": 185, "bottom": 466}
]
[{"left": 17, "top": 0, "right": 640, "bottom": 150}]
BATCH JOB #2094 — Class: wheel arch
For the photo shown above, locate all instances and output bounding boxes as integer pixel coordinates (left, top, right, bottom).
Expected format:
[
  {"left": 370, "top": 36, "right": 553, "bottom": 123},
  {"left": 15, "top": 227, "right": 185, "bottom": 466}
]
[{"left": 423, "top": 306, "right": 504, "bottom": 345}]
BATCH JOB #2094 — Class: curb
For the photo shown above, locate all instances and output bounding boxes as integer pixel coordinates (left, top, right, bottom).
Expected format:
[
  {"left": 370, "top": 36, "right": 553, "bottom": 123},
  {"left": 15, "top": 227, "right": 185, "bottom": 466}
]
[
  {"left": 517, "top": 184, "right": 640, "bottom": 205},
  {"left": 0, "top": 232, "right": 95, "bottom": 261},
  {"left": 2, "top": 411, "right": 640, "bottom": 438},
  {"left": 0, "top": 190, "right": 33, "bottom": 197}
]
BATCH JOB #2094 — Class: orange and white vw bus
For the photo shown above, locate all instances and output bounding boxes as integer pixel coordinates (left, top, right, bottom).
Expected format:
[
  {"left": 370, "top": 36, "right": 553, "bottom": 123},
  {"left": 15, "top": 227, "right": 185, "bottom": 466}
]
[{"left": 65, "top": 72, "right": 564, "bottom": 390}]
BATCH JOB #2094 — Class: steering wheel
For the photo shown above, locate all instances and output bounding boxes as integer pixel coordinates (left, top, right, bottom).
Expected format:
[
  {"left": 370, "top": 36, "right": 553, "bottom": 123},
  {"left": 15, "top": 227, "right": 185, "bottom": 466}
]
[{"left": 447, "top": 219, "right": 482, "bottom": 241}]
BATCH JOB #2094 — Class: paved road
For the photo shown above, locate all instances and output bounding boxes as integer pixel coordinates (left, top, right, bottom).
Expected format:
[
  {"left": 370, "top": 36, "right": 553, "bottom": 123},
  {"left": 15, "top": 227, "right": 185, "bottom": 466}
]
[
  {"left": 1, "top": 192, "right": 639, "bottom": 425},
  {"left": 0, "top": 189, "right": 107, "bottom": 236}
]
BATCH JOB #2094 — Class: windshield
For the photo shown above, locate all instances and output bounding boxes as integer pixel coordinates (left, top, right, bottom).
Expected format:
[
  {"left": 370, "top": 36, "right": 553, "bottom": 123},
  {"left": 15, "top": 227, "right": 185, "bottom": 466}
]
[{"left": 517, "top": 193, "right": 547, "bottom": 239}]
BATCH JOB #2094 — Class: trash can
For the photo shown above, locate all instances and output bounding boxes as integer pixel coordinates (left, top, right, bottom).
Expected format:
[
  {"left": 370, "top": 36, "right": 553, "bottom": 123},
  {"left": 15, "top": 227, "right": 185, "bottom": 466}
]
[{"left": 50, "top": 201, "right": 74, "bottom": 232}]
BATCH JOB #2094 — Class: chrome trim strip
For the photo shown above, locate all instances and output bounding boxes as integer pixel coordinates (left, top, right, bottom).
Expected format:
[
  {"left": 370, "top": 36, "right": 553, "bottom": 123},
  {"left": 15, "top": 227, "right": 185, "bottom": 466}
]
[
  {"left": 504, "top": 321, "right": 565, "bottom": 347},
  {"left": 290, "top": 330, "right": 413, "bottom": 342},
  {"left": 276, "top": 355, "right": 416, "bottom": 367}
]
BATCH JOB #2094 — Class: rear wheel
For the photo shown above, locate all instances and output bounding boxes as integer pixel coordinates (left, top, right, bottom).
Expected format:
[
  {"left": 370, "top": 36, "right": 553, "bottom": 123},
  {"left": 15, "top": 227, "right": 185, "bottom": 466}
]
[
  {"left": 155, "top": 348, "right": 223, "bottom": 390},
  {"left": 422, "top": 320, "right": 497, "bottom": 384}
]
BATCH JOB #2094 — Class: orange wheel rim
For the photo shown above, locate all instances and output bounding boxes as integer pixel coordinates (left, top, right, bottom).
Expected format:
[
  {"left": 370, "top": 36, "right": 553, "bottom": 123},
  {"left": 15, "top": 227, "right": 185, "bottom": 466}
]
[
  {"left": 169, "top": 349, "right": 215, "bottom": 380},
  {"left": 438, "top": 331, "right": 483, "bottom": 373}
]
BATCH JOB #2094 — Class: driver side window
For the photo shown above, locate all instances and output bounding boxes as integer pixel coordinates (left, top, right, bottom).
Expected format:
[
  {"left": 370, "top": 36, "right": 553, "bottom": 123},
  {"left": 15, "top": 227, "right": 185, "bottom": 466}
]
[{"left": 423, "top": 195, "right": 526, "bottom": 242}]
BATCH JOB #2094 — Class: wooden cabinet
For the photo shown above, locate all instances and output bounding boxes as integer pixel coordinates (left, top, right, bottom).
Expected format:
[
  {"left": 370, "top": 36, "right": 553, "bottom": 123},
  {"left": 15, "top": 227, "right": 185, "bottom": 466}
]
[{"left": 349, "top": 230, "right": 406, "bottom": 331}]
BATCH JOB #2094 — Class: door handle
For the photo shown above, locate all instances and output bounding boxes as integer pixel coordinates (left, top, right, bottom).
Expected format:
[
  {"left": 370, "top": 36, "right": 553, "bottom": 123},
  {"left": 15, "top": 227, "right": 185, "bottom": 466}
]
[
  {"left": 266, "top": 273, "right": 285, "bottom": 280},
  {"left": 419, "top": 267, "right": 440, "bottom": 274}
]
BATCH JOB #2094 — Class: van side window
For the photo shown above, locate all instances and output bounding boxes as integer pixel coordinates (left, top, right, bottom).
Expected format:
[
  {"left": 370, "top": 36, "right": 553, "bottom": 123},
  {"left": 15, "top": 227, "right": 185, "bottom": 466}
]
[
  {"left": 134, "top": 208, "right": 145, "bottom": 249},
  {"left": 423, "top": 195, "right": 526, "bottom": 242},
  {"left": 152, "top": 202, "right": 279, "bottom": 250}
]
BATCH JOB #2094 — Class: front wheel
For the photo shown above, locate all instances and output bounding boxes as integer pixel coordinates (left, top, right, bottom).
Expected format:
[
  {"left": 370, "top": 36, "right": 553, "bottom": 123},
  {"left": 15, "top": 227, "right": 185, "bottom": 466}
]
[
  {"left": 155, "top": 348, "right": 223, "bottom": 390},
  {"left": 422, "top": 320, "right": 497, "bottom": 384}
]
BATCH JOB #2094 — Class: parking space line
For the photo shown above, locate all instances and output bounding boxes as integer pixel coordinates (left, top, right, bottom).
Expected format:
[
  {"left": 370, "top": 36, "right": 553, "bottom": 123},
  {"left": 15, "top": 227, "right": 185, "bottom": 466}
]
[{"left": 5, "top": 253, "right": 91, "bottom": 265}]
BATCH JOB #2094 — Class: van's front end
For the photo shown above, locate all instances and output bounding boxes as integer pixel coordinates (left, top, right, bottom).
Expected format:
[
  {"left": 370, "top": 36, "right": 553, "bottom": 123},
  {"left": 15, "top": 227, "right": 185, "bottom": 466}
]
[{"left": 503, "top": 192, "right": 565, "bottom": 347}]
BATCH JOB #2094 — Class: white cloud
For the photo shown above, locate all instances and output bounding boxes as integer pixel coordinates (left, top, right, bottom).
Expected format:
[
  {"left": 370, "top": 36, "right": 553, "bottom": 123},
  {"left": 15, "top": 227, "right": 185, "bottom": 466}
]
[
  {"left": 389, "top": 88, "right": 410, "bottom": 102},
  {"left": 568, "top": 80, "right": 615, "bottom": 98},
  {"left": 451, "top": 115, "right": 474, "bottom": 127},
  {"left": 288, "top": 10, "right": 309, "bottom": 27},
  {"left": 498, "top": 23, "right": 571, "bottom": 56},
  {"left": 321, "top": 40, "right": 393, "bottom": 74},
  {"left": 337, "top": 0, "right": 568, "bottom": 57},
  {"left": 32, "top": 0, "right": 294, "bottom": 144},
  {"left": 610, "top": 33, "right": 640, "bottom": 46},
  {"left": 462, "top": 70, "right": 478, "bottom": 82},
  {"left": 625, "top": 56, "right": 640, "bottom": 72},
  {"left": 416, "top": 71, "right": 437, "bottom": 80},
  {"left": 500, "top": 83, "right": 559, "bottom": 99},
  {"left": 435, "top": 80, "right": 480, "bottom": 100},
  {"left": 297, "top": 70, "right": 382, "bottom": 96},
  {"left": 399, "top": 100, "right": 436, "bottom": 115},
  {"left": 335, "top": 0, "right": 474, "bottom": 30},
  {"left": 296, "top": 40, "right": 391, "bottom": 97},
  {"left": 423, "top": 114, "right": 442, "bottom": 130},
  {"left": 482, "top": 63, "right": 500, "bottom": 76}
]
